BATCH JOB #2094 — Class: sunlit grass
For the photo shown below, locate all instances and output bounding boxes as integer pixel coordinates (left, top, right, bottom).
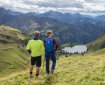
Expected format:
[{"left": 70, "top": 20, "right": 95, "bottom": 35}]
[
  {"left": 0, "top": 48, "right": 105, "bottom": 85},
  {"left": 0, "top": 43, "right": 30, "bottom": 77},
  {"left": 0, "top": 25, "right": 21, "bottom": 32}
]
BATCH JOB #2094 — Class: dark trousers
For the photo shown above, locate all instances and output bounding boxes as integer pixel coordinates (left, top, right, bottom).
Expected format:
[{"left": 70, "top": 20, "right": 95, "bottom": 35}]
[{"left": 45, "top": 52, "right": 56, "bottom": 74}]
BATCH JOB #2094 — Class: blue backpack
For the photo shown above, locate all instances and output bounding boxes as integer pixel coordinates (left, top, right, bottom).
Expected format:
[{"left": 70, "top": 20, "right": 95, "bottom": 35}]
[{"left": 45, "top": 38, "right": 55, "bottom": 52}]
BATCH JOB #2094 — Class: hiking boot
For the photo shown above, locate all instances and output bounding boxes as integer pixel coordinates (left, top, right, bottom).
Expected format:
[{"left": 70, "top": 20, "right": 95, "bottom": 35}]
[{"left": 50, "top": 70, "right": 54, "bottom": 74}]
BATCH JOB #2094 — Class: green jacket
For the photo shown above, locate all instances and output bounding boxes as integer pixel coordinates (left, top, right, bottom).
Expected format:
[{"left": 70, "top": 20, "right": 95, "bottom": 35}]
[{"left": 26, "top": 39, "right": 45, "bottom": 57}]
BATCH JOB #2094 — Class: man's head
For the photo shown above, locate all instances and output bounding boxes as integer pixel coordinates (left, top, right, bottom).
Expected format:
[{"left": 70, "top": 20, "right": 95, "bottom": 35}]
[
  {"left": 34, "top": 31, "right": 40, "bottom": 38},
  {"left": 47, "top": 30, "right": 53, "bottom": 38}
]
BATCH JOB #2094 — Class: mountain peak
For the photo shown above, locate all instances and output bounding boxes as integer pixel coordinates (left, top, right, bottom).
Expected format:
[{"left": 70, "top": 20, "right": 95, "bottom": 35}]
[{"left": 0, "top": 7, "right": 22, "bottom": 15}]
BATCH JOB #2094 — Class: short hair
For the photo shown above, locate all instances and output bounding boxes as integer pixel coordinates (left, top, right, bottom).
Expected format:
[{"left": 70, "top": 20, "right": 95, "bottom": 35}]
[
  {"left": 34, "top": 31, "right": 40, "bottom": 37},
  {"left": 47, "top": 30, "right": 52, "bottom": 36}
]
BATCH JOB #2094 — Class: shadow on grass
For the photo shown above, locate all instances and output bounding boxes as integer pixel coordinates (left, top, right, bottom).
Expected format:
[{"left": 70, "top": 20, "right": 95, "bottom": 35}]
[{"left": 43, "top": 74, "right": 57, "bottom": 85}]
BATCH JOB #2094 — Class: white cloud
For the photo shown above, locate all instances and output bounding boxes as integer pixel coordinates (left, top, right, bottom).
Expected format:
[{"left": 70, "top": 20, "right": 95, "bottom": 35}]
[{"left": 0, "top": 0, "right": 105, "bottom": 15}]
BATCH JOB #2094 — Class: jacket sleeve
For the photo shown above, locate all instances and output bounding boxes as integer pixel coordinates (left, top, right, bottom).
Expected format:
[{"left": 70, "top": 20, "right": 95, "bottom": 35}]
[
  {"left": 53, "top": 38, "right": 59, "bottom": 51},
  {"left": 41, "top": 41, "right": 45, "bottom": 56}
]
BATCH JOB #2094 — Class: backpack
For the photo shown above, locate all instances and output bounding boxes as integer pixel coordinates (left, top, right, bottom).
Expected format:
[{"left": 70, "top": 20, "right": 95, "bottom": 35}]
[{"left": 45, "top": 38, "right": 55, "bottom": 52}]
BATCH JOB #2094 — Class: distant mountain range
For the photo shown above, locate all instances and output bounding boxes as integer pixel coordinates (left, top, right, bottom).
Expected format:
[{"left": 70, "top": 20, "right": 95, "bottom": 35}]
[{"left": 0, "top": 7, "right": 105, "bottom": 44}]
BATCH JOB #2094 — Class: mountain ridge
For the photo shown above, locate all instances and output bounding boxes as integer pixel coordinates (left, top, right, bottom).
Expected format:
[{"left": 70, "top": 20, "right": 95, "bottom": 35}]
[
  {"left": 87, "top": 33, "right": 105, "bottom": 51},
  {"left": 0, "top": 7, "right": 105, "bottom": 44}
]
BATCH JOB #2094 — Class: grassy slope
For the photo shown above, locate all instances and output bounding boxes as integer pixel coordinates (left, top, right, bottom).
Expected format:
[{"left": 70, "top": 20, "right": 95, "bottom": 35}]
[
  {"left": 0, "top": 25, "right": 30, "bottom": 77},
  {"left": 0, "top": 25, "right": 105, "bottom": 85},
  {"left": 87, "top": 34, "right": 105, "bottom": 51},
  {"left": 0, "top": 48, "right": 105, "bottom": 85}
]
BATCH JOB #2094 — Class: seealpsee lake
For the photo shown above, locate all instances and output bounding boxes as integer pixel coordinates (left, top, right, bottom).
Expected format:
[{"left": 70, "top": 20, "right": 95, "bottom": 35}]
[{"left": 62, "top": 45, "right": 87, "bottom": 54}]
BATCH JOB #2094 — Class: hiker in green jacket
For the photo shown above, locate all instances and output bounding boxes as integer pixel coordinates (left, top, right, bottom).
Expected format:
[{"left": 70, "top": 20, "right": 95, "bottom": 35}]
[{"left": 26, "top": 31, "right": 45, "bottom": 80}]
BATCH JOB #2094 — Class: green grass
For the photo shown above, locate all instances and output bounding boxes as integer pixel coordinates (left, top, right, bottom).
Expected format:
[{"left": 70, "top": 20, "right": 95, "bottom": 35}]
[
  {"left": 1, "top": 48, "right": 105, "bottom": 85},
  {"left": 87, "top": 34, "right": 105, "bottom": 52},
  {"left": 1, "top": 25, "right": 105, "bottom": 85},
  {"left": 0, "top": 25, "right": 30, "bottom": 78},
  {"left": 0, "top": 25, "right": 29, "bottom": 43},
  {"left": 0, "top": 25, "right": 21, "bottom": 32},
  {"left": 0, "top": 44, "right": 30, "bottom": 77}
]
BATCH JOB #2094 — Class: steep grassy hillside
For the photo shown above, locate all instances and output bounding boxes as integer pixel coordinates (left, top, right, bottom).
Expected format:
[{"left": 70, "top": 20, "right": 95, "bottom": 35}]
[
  {"left": 0, "top": 25, "right": 30, "bottom": 77},
  {"left": 0, "top": 48, "right": 105, "bottom": 85},
  {"left": 87, "top": 34, "right": 105, "bottom": 51},
  {"left": 0, "top": 25, "right": 29, "bottom": 44}
]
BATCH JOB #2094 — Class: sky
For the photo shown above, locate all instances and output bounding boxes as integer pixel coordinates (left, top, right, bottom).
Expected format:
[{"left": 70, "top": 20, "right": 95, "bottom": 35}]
[{"left": 0, "top": 0, "right": 105, "bottom": 15}]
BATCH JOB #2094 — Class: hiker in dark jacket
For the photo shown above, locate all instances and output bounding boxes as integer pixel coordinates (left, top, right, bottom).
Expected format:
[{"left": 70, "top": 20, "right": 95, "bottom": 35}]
[{"left": 44, "top": 30, "right": 58, "bottom": 75}]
